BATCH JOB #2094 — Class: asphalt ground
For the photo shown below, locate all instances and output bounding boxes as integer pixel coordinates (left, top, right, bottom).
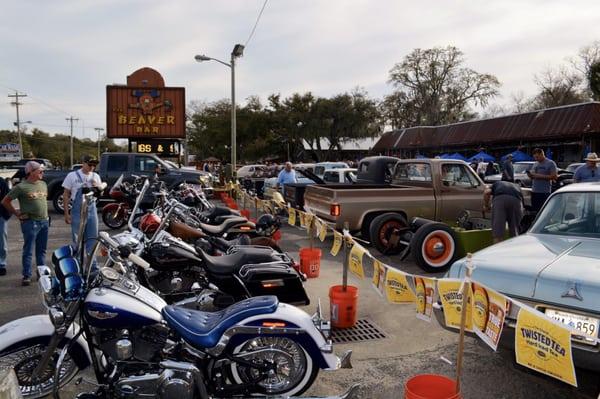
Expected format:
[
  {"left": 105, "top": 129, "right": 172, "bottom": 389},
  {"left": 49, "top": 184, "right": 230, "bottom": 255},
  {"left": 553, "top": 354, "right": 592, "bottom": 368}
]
[{"left": 0, "top": 207, "right": 599, "bottom": 398}]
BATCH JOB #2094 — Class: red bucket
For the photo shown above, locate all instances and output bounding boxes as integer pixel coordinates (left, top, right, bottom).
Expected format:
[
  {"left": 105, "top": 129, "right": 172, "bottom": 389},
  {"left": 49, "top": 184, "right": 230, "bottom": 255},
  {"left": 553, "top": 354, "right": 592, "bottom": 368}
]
[
  {"left": 329, "top": 285, "right": 358, "bottom": 328},
  {"left": 299, "top": 248, "right": 320, "bottom": 278},
  {"left": 240, "top": 209, "right": 251, "bottom": 219},
  {"left": 272, "top": 230, "right": 282, "bottom": 241},
  {"left": 229, "top": 201, "right": 238, "bottom": 210},
  {"left": 404, "top": 374, "right": 460, "bottom": 399}
]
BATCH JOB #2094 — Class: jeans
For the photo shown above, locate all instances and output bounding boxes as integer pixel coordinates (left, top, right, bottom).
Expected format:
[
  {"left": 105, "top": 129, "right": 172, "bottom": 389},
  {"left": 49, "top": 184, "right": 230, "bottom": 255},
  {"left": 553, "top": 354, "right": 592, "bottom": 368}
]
[
  {"left": 20, "top": 219, "right": 49, "bottom": 278},
  {"left": 71, "top": 199, "right": 98, "bottom": 269},
  {"left": 0, "top": 217, "right": 7, "bottom": 269}
]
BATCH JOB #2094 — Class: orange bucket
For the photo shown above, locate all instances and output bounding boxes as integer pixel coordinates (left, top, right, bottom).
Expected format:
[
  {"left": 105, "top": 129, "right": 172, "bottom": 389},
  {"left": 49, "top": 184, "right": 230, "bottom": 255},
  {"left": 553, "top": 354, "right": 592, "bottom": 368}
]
[
  {"left": 329, "top": 285, "right": 358, "bottom": 328},
  {"left": 404, "top": 375, "right": 460, "bottom": 399},
  {"left": 299, "top": 248, "right": 321, "bottom": 278},
  {"left": 272, "top": 230, "right": 282, "bottom": 241},
  {"left": 229, "top": 201, "right": 239, "bottom": 210},
  {"left": 240, "top": 209, "right": 251, "bottom": 219}
]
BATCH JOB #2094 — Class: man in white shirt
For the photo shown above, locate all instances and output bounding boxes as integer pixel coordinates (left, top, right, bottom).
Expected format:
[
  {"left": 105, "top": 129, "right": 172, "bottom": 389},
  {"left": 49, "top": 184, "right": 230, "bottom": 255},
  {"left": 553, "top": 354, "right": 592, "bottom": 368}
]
[{"left": 63, "top": 155, "right": 103, "bottom": 267}]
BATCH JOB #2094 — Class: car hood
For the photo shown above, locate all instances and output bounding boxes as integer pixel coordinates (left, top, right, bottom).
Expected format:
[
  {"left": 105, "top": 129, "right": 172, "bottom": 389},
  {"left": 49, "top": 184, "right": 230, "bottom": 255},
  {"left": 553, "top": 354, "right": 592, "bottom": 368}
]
[{"left": 449, "top": 234, "right": 600, "bottom": 313}]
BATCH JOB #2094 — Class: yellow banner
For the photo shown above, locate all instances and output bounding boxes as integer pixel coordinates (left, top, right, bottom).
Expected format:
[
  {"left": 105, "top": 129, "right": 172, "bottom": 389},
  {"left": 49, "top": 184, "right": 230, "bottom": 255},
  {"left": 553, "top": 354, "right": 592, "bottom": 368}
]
[
  {"left": 298, "top": 211, "right": 307, "bottom": 228},
  {"left": 305, "top": 213, "right": 314, "bottom": 231},
  {"left": 385, "top": 266, "right": 415, "bottom": 303},
  {"left": 372, "top": 260, "right": 386, "bottom": 297},
  {"left": 437, "top": 279, "right": 473, "bottom": 331},
  {"left": 515, "top": 306, "right": 577, "bottom": 387},
  {"left": 318, "top": 219, "right": 328, "bottom": 241},
  {"left": 330, "top": 231, "right": 343, "bottom": 256},
  {"left": 348, "top": 243, "right": 366, "bottom": 279},
  {"left": 414, "top": 276, "right": 436, "bottom": 322},
  {"left": 472, "top": 282, "right": 509, "bottom": 351},
  {"left": 288, "top": 208, "right": 296, "bottom": 226}
]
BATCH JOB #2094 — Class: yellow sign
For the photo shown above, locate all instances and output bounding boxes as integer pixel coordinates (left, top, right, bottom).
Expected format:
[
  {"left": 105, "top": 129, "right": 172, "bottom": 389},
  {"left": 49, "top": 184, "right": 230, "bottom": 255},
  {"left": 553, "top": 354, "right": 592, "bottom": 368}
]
[
  {"left": 515, "top": 306, "right": 577, "bottom": 387},
  {"left": 318, "top": 220, "right": 328, "bottom": 241},
  {"left": 330, "top": 231, "right": 343, "bottom": 256},
  {"left": 437, "top": 279, "right": 473, "bottom": 331},
  {"left": 372, "top": 260, "right": 387, "bottom": 297},
  {"left": 288, "top": 208, "right": 296, "bottom": 226},
  {"left": 414, "top": 276, "right": 436, "bottom": 322},
  {"left": 385, "top": 267, "right": 415, "bottom": 303},
  {"left": 298, "top": 211, "right": 307, "bottom": 228},
  {"left": 305, "top": 213, "right": 314, "bottom": 231},
  {"left": 348, "top": 243, "right": 366, "bottom": 279},
  {"left": 472, "top": 282, "right": 508, "bottom": 351}
]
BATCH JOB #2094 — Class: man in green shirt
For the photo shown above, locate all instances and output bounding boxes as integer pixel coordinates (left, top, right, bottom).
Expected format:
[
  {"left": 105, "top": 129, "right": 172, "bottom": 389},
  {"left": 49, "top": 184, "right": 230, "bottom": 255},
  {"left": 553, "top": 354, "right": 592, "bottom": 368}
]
[{"left": 1, "top": 161, "right": 49, "bottom": 286}]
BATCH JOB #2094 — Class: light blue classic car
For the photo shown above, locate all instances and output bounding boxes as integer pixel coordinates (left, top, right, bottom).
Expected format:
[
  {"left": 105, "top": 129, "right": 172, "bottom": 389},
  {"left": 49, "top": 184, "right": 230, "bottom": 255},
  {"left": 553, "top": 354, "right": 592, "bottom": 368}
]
[{"left": 442, "top": 182, "right": 600, "bottom": 371}]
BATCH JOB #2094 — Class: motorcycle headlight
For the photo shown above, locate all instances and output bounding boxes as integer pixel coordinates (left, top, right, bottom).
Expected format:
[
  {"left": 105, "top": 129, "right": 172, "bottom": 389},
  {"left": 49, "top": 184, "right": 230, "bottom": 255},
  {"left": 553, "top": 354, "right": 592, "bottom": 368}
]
[{"left": 48, "top": 306, "right": 65, "bottom": 327}]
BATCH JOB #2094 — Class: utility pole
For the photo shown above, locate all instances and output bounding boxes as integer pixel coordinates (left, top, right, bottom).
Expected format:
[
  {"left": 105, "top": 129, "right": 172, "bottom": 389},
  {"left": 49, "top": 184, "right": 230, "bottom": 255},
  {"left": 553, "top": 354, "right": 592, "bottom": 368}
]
[
  {"left": 66, "top": 116, "right": 79, "bottom": 167},
  {"left": 8, "top": 91, "right": 27, "bottom": 159},
  {"left": 94, "top": 128, "right": 104, "bottom": 159}
]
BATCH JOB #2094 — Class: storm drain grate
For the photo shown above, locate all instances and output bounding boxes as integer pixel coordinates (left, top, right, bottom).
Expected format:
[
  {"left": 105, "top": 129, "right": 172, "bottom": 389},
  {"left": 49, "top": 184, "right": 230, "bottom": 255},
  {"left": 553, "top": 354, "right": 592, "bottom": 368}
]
[{"left": 331, "top": 318, "right": 387, "bottom": 344}]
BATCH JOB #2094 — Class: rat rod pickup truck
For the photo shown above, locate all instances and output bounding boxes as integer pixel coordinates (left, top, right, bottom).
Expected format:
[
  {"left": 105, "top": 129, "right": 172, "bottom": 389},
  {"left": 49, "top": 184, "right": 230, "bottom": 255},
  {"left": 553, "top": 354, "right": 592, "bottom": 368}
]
[{"left": 303, "top": 158, "right": 488, "bottom": 256}]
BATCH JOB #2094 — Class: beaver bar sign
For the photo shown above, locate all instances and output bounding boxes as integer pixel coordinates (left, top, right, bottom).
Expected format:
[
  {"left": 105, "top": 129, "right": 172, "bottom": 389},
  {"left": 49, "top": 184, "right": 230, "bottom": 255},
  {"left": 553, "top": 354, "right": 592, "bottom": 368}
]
[{"left": 106, "top": 68, "right": 185, "bottom": 139}]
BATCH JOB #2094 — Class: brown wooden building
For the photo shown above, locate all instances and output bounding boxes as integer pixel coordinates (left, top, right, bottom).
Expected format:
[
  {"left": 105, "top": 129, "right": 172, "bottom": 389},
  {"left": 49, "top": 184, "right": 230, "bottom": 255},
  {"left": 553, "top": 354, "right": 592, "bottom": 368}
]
[{"left": 372, "top": 102, "right": 600, "bottom": 165}]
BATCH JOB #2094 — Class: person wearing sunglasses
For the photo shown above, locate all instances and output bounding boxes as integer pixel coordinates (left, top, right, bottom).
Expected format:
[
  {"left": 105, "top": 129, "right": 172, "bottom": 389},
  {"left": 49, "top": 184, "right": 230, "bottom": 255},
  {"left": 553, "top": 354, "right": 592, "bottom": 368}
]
[
  {"left": 1, "top": 161, "right": 48, "bottom": 286},
  {"left": 573, "top": 152, "right": 600, "bottom": 183}
]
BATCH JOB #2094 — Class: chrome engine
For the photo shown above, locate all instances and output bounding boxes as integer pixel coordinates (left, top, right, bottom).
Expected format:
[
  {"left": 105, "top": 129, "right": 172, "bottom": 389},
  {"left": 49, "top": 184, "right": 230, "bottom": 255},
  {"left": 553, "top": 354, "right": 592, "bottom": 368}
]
[{"left": 115, "top": 367, "right": 195, "bottom": 399}]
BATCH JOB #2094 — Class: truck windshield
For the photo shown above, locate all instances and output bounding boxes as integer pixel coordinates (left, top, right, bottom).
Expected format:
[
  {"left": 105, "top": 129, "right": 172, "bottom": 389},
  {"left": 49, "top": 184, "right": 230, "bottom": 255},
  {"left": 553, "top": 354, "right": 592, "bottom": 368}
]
[{"left": 530, "top": 192, "right": 600, "bottom": 238}]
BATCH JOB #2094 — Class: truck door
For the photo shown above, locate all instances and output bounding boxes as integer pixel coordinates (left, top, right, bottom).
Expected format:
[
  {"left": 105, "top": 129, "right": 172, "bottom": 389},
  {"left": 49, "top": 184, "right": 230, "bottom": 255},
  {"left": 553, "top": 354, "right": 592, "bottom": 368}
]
[
  {"left": 103, "top": 154, "right": 129, "bottom": 188},
  {"left": 438, "top": 163, "right": 484, "bottom": 222}
]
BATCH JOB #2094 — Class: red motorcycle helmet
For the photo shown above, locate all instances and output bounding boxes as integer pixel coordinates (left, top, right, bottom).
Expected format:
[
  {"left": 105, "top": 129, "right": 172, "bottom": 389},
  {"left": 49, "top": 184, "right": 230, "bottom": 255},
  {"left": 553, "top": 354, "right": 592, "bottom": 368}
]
[{"left": 140, "top": 212, "right": 161, "bottom": 234}]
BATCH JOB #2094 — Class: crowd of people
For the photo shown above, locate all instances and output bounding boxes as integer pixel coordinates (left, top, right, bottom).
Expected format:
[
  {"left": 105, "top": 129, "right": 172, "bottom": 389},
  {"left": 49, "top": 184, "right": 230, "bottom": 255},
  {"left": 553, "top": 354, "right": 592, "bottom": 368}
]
[{"left": 0, "top": 155, "right": 102, "bottom": 286}]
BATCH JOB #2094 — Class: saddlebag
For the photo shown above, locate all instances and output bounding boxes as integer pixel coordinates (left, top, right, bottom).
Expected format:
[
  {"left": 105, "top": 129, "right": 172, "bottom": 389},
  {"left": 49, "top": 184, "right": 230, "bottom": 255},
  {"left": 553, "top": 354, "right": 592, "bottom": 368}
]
[{"left": 238, "top": 263, "right": 310, "bottom": 306}]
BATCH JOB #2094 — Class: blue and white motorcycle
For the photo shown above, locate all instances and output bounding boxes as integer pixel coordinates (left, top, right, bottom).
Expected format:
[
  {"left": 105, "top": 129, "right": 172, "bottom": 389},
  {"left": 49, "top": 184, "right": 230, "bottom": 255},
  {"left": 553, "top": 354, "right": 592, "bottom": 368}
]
[{"left": 0, "top": 194, "right": 353, "bottom": 399}]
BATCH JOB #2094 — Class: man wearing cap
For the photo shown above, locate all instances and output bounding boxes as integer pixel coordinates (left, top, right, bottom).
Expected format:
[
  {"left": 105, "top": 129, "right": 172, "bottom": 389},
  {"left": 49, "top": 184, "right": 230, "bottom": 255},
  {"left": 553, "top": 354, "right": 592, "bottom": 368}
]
[
  {"left": 0, "top": 161, "right": 48, "bottom": 285},
  {"left": 63, "top": 155, "right": 102, "bottom": 267},
  {"left": 574, "top": 152, "right": 600, "bottom": 183}
]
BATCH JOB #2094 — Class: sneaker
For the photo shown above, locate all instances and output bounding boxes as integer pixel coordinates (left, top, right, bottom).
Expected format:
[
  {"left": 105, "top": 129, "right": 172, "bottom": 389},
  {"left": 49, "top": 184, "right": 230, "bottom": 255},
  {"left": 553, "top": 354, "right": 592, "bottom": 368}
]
[
  {"left": 0, "top": 268, "right": 6, "bottom": 276},
  {"left": 22, "top": 277, "right": 31, "bottom": 286}
]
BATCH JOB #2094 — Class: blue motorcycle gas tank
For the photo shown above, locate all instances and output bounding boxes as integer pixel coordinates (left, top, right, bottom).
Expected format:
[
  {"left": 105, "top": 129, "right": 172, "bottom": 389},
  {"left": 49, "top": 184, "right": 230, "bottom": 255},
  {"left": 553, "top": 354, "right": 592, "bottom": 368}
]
[{"left": 84, "top": 282, "right": 167, "bottom": 329}]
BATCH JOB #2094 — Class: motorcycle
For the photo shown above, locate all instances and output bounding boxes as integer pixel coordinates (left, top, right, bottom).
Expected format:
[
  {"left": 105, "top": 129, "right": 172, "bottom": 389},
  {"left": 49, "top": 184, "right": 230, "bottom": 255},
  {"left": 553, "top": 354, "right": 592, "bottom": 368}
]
[{"left": 0, "top": 192, "right": 353, "bottom": 399}]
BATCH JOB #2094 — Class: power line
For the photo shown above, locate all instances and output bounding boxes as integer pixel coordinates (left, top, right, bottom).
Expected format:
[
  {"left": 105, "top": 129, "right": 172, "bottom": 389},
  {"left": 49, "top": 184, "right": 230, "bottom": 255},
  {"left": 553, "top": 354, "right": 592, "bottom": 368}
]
[
  {"left": 8, "top": 91, "right": 27, "bottom": 159},
  {"left": 244, "top": 0, "right": 269, "bottom": 47},
  {"left": 66, "top": 116, "right": 79, "bottom": 167}
]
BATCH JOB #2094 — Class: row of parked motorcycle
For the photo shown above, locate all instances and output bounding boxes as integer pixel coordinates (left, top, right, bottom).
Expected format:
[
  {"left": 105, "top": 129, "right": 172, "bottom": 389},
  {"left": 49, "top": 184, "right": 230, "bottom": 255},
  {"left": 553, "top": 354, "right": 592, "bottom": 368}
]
[{"left": 0, "top": 176, "right": 356, "bottom": 399}]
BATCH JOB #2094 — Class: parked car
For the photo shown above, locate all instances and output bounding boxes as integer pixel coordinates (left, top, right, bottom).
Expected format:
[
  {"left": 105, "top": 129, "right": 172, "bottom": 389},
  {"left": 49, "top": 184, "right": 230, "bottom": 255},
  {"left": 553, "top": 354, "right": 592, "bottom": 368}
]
[
  {"left": 313, "top": 162, "right": 349, "bottom": 179},
  {"left": 237, "top": 164, "right": 267, "bottom": 179},
  {"left": 303, "top": 158, "right": 486, "bottom": 254},
  {"left": 566, "top": 162, "right": 585, "bottom": 173},
  {"left": 485, "top": 161, "right": 574, "bottom": 191},
  {"left": 283, "top": 168, "right": 357, "bottom": 210},
  {"left": 442, "top": 182, "right": 600, "bottom": 371}
]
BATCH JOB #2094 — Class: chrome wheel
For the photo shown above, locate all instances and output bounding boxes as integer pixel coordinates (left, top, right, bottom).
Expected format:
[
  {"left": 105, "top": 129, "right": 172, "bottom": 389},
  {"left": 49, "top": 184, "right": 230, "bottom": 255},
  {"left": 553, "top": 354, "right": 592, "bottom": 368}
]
[
  {"left": 229, "top": 336, "right": 317, "bottom": 396},
  {"left": 0, "top": 344, "right": 79, "bottom": 398}
]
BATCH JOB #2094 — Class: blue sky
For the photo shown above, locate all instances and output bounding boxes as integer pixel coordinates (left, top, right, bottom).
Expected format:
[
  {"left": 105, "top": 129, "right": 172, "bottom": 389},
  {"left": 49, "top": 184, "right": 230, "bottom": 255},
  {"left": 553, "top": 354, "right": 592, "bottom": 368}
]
[{"left": 1, "top": 0, "right": 599, "bottom": 140}]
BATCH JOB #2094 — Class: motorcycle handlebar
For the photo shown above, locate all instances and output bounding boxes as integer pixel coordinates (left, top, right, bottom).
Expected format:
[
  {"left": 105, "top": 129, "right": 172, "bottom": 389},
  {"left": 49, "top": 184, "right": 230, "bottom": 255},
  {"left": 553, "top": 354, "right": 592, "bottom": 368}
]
[{"left": 99, "top": 232, "right": 151, "bottom": 270}]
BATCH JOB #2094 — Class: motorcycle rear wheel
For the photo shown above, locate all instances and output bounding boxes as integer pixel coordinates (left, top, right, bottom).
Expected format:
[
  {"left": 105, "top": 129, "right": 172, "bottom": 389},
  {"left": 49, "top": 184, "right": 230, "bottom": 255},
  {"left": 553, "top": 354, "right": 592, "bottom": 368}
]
[
  {"left": 0, "top": 342, "right": 79, "bottom": 399},
  {"left": 228, "top": 336, "right": 318, "bottom": 397}
]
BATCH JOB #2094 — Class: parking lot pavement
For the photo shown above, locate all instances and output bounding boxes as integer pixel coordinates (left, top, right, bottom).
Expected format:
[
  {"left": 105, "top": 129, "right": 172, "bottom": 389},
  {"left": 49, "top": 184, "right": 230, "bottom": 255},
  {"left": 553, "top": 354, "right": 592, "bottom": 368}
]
[{"left": 0, "top": 212, "right": 598, "bottom": 398}]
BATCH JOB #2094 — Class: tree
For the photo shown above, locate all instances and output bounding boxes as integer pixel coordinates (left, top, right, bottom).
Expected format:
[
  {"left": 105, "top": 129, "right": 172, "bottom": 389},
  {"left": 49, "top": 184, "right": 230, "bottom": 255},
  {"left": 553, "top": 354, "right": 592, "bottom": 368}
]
[
  {"left": 588, "top": 61, "right": 600, "bottom": 100},
  {"left": 531, "top": 66, "right": 588, "bottom": 109},
  {"left": 385, "top": 46, "right": 500, "bottom": 126}
]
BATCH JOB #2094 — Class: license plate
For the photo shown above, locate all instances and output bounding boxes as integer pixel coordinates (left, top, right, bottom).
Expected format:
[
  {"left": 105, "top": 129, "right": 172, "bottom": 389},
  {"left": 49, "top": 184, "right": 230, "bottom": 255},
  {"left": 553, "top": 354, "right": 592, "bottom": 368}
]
[{"left": 545, "top": 308, "right": 599, "bottom": 342}]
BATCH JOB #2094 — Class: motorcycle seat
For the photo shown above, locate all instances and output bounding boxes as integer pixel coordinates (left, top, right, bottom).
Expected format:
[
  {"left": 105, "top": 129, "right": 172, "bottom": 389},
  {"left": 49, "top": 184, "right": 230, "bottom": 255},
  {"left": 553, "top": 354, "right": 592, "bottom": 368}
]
[
  {"left": 199, "top": 217, "right": 252, "bottom": 236},
  {"left": 197, "top": 247, "right": 280, "bottom": 275},
  {"left": 163, "top": 295, "right": 278, "bottom": 349}
]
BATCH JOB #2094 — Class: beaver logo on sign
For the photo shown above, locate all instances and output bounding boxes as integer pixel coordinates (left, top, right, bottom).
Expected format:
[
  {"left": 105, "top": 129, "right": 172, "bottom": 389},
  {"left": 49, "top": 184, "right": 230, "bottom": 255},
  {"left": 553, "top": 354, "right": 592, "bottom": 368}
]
[{"left": 129, "top": 89, "right": 173, "bottom": 115}]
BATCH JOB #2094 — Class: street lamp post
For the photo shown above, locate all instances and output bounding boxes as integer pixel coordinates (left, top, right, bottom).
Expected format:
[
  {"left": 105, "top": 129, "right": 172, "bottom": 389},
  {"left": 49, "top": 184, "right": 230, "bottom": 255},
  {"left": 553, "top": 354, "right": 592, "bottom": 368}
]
[
  {"left": 195, "top": 44, "right": 245, "bottom": 180},
  {"left": 94, "top": 128, "right": 104, "bottom": 159}
]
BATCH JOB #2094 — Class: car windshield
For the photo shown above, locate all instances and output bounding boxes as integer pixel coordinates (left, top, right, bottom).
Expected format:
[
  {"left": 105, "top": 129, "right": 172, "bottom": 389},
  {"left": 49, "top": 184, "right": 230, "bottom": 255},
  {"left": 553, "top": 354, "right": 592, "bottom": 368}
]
[
  {"left": 514, "top": 163, "right": 533, "bottom": 174},
  {"left": 530, "top": 192, "right": 600, "bottom": 238},
  {"left": 566, "top": 163, "right": 583, "bottom": 173}
]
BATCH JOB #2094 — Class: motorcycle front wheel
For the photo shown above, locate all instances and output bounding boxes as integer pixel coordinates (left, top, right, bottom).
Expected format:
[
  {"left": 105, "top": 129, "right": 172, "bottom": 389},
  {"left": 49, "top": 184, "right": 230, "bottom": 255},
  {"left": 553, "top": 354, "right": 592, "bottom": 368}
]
[
  {"left": 101, "top": 205, "right": 127, "bottom": 229},
  {"left": 228, "top": 336, "right": 318, "bottom": 397},
  {"left": 0, "top": 342, "right": 80, "bottom": 398}
]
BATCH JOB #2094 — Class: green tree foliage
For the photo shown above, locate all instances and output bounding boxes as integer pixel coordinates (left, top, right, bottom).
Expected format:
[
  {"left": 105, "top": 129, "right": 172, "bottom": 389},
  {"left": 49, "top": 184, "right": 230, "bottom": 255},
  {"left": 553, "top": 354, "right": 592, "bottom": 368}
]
[
  {"left": 384, "top": 46, "right": 500, "bottom": 126},
  {"left": 588, "top": 61, "right": 600, "bottom": 100}
]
